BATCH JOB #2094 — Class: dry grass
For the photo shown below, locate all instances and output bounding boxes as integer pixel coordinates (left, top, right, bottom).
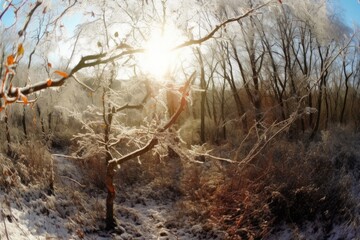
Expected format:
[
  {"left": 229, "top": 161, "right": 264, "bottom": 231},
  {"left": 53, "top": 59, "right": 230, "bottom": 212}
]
[
  {"left": 78, "top": 153, "right": 107, "bottom": 189},
  {"left": 3, "top": 112, "right": 358, "bottom": 239},
  {"left": 0, "top": 154, "right": 21, "bottom": 190},
  {"left": 2, "top": 140, "right": 53, "bottom": 187},
  {"left": 174, "top": 126, "right": 359, "bottom": 239}
]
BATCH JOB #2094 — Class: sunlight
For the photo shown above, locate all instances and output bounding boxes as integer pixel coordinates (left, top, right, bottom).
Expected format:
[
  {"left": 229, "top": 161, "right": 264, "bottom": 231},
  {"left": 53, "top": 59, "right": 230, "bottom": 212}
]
[{"left": 139, "top": 25, "right": 184, "bottom": 80}]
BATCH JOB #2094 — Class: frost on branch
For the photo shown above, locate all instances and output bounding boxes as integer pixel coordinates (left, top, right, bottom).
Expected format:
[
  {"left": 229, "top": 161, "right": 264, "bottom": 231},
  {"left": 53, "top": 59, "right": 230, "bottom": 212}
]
[{"left": 0, "top": 44, "right": 69, "bottom": 112}]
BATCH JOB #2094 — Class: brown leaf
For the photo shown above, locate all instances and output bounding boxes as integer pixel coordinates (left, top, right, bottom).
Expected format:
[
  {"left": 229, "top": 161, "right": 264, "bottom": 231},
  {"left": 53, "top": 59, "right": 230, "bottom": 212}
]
[
  {"left": 47, "top": 79, "right": 52, "bottom": 87},
  {"left": 54, "top": 70, "right": 68, "bottom": 78},
  {"left": 21, "top": 95, "right": 28, "bottom": 105},
  {"left": 17, "top": 44, "right": 24, "bottom": 56}
]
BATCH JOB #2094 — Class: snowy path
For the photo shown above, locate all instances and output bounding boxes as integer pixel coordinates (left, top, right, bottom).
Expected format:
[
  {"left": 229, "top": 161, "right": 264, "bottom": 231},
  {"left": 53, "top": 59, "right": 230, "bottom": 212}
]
[{"left": 1, "top": 150, "right": 220, "bottom": 240}]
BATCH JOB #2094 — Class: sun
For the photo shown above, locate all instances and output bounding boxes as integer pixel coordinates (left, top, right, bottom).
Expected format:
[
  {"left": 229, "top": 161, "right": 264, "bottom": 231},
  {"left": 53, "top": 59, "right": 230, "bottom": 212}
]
[{"left": 139, "top": 25, "right": 184, "bottom": 80}]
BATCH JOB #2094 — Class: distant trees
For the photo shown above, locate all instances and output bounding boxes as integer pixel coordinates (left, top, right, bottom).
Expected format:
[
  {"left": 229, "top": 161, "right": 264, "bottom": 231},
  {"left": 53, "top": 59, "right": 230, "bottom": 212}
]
[{"left": 190, "top": 0, "right": 359, "bottom": 142}]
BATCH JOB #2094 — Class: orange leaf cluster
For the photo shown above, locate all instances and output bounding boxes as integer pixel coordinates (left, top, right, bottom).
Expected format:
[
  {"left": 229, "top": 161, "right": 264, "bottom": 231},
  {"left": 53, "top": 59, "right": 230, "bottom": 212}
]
[
  {"left": 7, "top": 55, "right": 15, "bottom": 65},
  {"left": 47, "top": 79, "right": 52, "bottom": 87}
]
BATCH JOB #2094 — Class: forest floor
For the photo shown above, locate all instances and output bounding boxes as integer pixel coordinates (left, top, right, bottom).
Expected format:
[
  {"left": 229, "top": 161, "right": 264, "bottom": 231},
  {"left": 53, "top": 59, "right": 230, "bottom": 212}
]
[
  {"left": 0, "top": 148, "right": 226, "bottom": 240},
  {"left": 2, "top": 128, "right": 360, "bottom": 239}
]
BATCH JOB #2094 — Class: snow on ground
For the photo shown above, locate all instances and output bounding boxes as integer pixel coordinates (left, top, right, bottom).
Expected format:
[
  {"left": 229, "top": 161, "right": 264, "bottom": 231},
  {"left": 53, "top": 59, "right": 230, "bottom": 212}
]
[
  {"left": 265, "top": 172, "right": 360, "bottom": 240},
  {"left": 3, "top": 147, "right": 359, "bottom": 239},
  {"left": 0, "top": 189, "right": 69, "bottom": 240},
  {"left": 0, "top": 151, "right": 225, "bottom": 240}
]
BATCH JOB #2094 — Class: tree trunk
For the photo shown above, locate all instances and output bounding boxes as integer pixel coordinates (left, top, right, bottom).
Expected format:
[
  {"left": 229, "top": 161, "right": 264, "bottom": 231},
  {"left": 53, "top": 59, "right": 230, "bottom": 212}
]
[
  {"left": 197, "top": 48, "right": 206, "bottom": 144},
  {"left": 22, "top": 107, "right": 27, "bottom": 139},
  {"left": 311, "top": 45, "right": 330, "bottom": 139},
  {"left": 102, "top": 80, "right": 117, "bottom": 229},
  {"left": 324, "top": 85, "right": 329, "bottom": 130},
  {"left": 340, "top": 82, "right": 349, "bottom": 124},
  {"left": 221, "top": 80, "right": 227, "bottom": 140},
  {"left": 340, "top": 59, "right": 353, "bottom": 124},
  {"left": 308, "top": 87, "right": 313, "bottom": 128},
  {"left": 48, "top": 156, "right": 55, "bottom": 195},
  {"left": 48, "top": 112, "right": 52, "bottom": 132},
  {"left": 225, "top": 45, "right": 248, "bottom": 132},
  {"left": 36, "top": 105, "right": 45, "bottom": 136},
  {"left": 5, "top": 108, "right": 11, "bottom": 156},
  {"left": 105, "top": 163, "right": 116, "bottom": 229},
  {"left": 311, "top": 74, "right": 326, "bottom": 139}
]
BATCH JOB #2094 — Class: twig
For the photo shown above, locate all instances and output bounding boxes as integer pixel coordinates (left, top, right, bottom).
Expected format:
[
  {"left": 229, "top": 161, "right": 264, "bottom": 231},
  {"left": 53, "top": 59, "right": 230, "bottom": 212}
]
[
  {"left": 60, "top": 175, "right": 86, "bottom": 188},
  {"left": 0, "top": 0, "right": 13, "bottom": 21},
  {"left": 1, "top": 211, "right": 10, "bottom": 240},
  {"left": 52, "top": 153, "right": 83, "bottom": 160},
  {"left": 172, "top": 1, "right": 273, "bottom": 50},
  {"left": 201, "top": 154, "right": 235, "bottom": 163},
  {"left": 239, "top": 113, "right": 298, "bottom": 167},
  {"left": 50, "top": 0, "right": 78, "bottom": 26},
  {"left": 18, "top": 0, "right": 42, "bottom": 37},
  {"left": 109, "top": 72, "right": 196, "bottom": 166},
  {"left": 72, "top": 74, "right": 95, "bottom": 92}
]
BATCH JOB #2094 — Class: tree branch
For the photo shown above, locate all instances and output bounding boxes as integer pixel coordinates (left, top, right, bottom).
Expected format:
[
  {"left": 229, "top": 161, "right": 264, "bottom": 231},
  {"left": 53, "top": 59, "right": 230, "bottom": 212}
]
[
  {"left": 172, "top": 1, "right": 272, "bottom": 50},
  {"left": 18, "top": 0, "right": 43, "bottom": 37},
  {"left": 108, "top": 72, "right": 196, "bottom": 167},
  {"left": 0, "top": 1, "right": 270, "bottom": 101},
  {"left": 50, "top": 0, "right": 78, "bottom": 26},
  {"left": 0, "top": 0, "right": 14, "bottom": 21}
]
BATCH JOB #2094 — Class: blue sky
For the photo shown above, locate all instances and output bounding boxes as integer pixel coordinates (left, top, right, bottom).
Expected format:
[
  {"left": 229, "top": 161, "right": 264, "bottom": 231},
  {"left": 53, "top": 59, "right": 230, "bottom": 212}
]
[
  {"left": 1, "top": 0, "right": 360, "bottom": 29},
  {"left": 334, "top": 0, "right": 360, "bottom": 27}
]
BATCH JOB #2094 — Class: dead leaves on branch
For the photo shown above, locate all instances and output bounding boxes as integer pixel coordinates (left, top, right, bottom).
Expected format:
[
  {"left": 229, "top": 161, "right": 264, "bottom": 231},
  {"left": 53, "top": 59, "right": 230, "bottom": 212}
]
[
  {"left": 1, "top": 43, "right": 25, "bottom": 109},
  {"left": 47, "top": 62, "right": 69, "bottom": 78},
  {"left": 0, "top": 43, "right": 68, "bottom": 110}
]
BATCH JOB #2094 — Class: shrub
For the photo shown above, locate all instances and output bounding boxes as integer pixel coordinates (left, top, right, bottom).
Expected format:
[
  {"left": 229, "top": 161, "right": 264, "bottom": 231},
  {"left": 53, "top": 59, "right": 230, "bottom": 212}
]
[
  {"left": 79, "top": 153, "right": 107, "bottom": 189},
  {"left": 0, "top": 154, "right": 21, "bottom": 190},
  {"left": 10, "top": 140, "right": 53, "bottom": 186},
  {"left": 182, "top": 128, "right": 358, "bottom": 239}
]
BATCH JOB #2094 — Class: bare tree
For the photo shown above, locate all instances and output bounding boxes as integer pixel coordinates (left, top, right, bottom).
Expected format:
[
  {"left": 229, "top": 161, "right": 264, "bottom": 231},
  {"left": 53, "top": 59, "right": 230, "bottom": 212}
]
[{"left": 340, "top": 45, "right": 356, "bottom": 123}]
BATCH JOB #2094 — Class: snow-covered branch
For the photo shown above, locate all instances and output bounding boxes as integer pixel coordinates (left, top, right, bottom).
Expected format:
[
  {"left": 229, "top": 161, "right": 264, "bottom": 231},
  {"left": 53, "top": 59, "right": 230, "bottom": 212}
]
[
  {"left": 108, "top": 72, "right": 196, "bottom": 167},
  {"left": 0, "top": 1, "right": 272, "bottom": 104}
]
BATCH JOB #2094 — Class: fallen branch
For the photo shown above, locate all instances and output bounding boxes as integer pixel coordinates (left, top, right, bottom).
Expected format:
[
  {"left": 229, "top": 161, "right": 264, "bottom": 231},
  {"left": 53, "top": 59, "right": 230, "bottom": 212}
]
[
  {"left": 52, "top": 153, "right": 83, "bottom": 160},
  {"left": 60, "top": 175, "right": 86, "bottom": 188}
]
